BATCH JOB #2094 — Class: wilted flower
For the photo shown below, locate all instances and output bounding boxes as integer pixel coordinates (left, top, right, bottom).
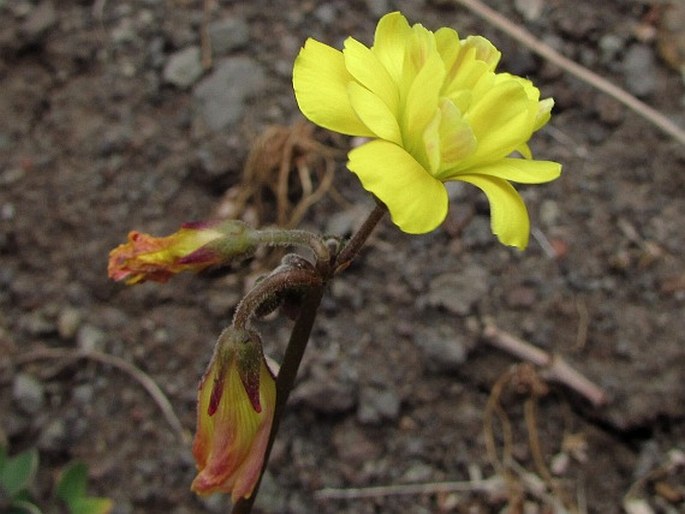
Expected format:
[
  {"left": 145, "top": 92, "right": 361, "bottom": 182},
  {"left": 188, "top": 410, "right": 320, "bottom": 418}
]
[
  {"left": 293, "top": 11, "right": 561, "bottom": 248},
  {"left": 191, "top": 327, "right": 276, "bottom": 502},
  {"left": 108, "top": 220, "right": 254, "bottom": 284}
]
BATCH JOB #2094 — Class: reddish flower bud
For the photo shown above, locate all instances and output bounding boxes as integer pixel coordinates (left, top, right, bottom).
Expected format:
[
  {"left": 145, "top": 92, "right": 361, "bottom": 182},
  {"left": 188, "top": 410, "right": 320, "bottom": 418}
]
[
  {"left": 191, "top": 328, "right": 276, "bottom": 503},
  {"left": 108, "top": 220, "right": 253, "bottom": 284}
]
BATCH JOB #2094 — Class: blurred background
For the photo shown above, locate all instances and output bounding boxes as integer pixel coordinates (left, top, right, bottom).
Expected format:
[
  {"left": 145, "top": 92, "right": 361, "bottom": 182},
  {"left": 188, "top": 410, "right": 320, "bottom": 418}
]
[{"left": 1, "top": 1, "right": 683, "bottom": 513}]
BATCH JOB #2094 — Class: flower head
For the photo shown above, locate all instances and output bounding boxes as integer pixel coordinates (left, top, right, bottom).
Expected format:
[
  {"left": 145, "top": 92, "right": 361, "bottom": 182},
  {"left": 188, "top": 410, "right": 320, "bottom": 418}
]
[
  {"left": 191, "top": 327, "right": 276, "bottom": 502},
  {"left": 293, "top": 11, "right": 561, "bottom": 248},
  {"left": 108, "top": 220, "right": 254, "bottom": 284}
]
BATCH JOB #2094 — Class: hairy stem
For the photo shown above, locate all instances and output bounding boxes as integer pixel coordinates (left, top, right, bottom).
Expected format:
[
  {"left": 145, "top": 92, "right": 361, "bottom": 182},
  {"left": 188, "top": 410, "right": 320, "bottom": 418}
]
[
  {"left": 334, "top": 202, "right": 386, "bottom": 274},
  {"left": 231, "top": 203, "right": 387, "bottom": 513},
  {"left": 231, "top": 285, "right": 325, "bottom": 514},
  {"left": 254, "top": 228, "right": 330, "bottom": 264},
  {"left": 232, "top": 267, "right": 322, "bottom": 329}
]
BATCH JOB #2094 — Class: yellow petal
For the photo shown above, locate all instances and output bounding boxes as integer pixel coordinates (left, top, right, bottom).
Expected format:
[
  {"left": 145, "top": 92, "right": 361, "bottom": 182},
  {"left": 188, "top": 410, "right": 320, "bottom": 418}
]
[
  {"left": 403, "top": 51, "right": 445, "bottom": 162},
  {"left": 456, "top": 174, "right": 530, "bottom": 248},
  {"left": 230, "top": 361, "right": 275, "bottom": 502},
  {"left": 402, "top": 22, "right": 436, "bottom": 78},
  {"left": 534, "top": 98, "right": 554, "bottom": 131},
  {"left": 343, "top": 37, "right": 399, "bottom": 115},
  {"left": 461, "top": 35, "right": 501, "bottom": 70},
  {"left": 293, "top": 38, "right": 373, "bottom": 137},
  {"left": 422, "top": 110, "right": 442, "bottom": 174},
  {"left": 347, "top": 140, "right": 448, "bottom": 234},
  {"left": 372, "top": 11, "right": 412, "bottom": 84},
  {"left": 435, "top": 26, "right": 461, "bottom": 67},
  {"left": 516, "top": 142, "right": 533, "bottom": 159},
  {"left": 463, "top": 79, "right": 537, "bottom": 163},
  {"left": 442, "top": 46, "right": 491, "bottom": 99},
  {"left": 348, "top": 82, "right": 402, "bottom": 145},
  {"left": 434, "top": 100, "right": 477, "bottom": 171},
  {"left": 424, "top": 100, "right": 477, "bottom": 177},
  {"left": 448, "top": 158, "right": 561, "bottom": 184}
]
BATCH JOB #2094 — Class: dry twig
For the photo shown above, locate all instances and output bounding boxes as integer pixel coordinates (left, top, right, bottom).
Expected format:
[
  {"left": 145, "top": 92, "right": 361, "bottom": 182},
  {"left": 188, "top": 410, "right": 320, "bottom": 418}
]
[
  {"left": 314, "top": 475, "right": 507, "bottom": 501},
  {"left": 482, "top": 324, "right": 608, "bottom": 407},
  {"left": 218, "top": 120, "right": 340, "bottom": 229},
  {"left": 453, "top": 0, "right": 685, "bottom": 146},
  {"left": 484, "top": 365, "right": 580, "bottom": 513},
  {"left": 14, "top": 347, "right": 191, "bottom": 444}
]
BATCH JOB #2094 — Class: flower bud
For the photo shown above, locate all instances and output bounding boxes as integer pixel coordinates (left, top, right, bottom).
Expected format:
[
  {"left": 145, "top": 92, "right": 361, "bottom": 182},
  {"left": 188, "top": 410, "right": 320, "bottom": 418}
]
[
  {"left": 108, "top": 220, "right": 255, "bottom": 284},
  {"left": 191, "top": 327, "right": 276, "bottom": 502}
]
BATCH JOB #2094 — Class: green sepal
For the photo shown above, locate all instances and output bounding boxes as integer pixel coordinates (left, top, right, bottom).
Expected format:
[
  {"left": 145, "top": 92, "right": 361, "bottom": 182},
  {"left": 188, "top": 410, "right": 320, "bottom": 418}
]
[
  {"left": 66, "top": 497, "right": 113, "bottom": 514},
  {"left": 56, "top": 461, "right": 88, "bottom": 502},
  {"left": 0, "top": 447, "right": 38, "bottom": 498},
  {"left": 6, "top": 499, "right": 43, "bottom": 514},
  {"left": 56, "top": 461, "right": 113, "bottom": 514}
]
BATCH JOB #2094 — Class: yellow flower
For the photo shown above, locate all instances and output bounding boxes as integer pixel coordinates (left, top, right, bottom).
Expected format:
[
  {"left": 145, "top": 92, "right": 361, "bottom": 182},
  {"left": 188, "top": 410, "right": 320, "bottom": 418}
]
[
  {"left": 293, "top": 11, "right": 561, "bottom": 248},
  {"left": 191, "top": 328, "right": 276, "bottom": 502},
  {"left": 108, "top": 220, "right": 253, "bottom": 284}
]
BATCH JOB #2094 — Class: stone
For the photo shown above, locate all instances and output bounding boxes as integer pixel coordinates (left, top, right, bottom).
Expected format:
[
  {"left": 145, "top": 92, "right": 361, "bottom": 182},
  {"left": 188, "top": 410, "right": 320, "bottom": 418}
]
[
  {"left": 422, "top": 265, "right": 489, "bottom": 316},
  {"left": 12, "top": 373, "right": 45, "bottom": 414},
  {"left": 20, "top": 1, "right": 56, "bottom": 42},
  {"left": 207, "top": 17, "right": 249, "bottom": 55},
  {"left": 366, "top": 0, "right": 391, "bottom": 18},
  {"left": 314, "top": 4, "right": 336, "bottom": 24},
  {"left": 505, "top": 285, "right": 537, "bottom": 308},
  {"left": 76, "top": 324, "right": 106, "bottom": 352},
  {"left": 462, "top": 215, "right": 495, "bottom": 248},
  {"left": 193, "top": 57, "right": 266, "bottom": 131},
  {"left": 290, "top": 375, "right": 357, "bottom": 414},
  {"left": 253, "top": 471, "right": 286, "bottom": 513},
  {"left": 291, "top": 360, "right": 358, "bottom": 414},
  {"left": 57, "top": 307, "right": 82, "bottom": 340},
  {"left": 332, "top": 420, "right": 382, "bottom": 465},
  {"left": 72, "top": 384, "right": 94, "bottom": 404},
  {"left": 415, "top": 325, "right": 468, "bottom": 373},
  {"left": 21, "top": 311, "right": 54, "bottom": 336},
  {"left": 163, "top": 46, "right": 204, "bottom": 89},
  {"left": 357, "top": 386, "right": 401, "bottom": 424},
  {"left": 539, "top": 199, "right": 560, "bottom": 227},
  {"left": 514, "top": 0, "right": 543, "bottom": 21},
  {"left": 38, "top": 418, "right": 67, "bottom": 451},
  {"left": 622, "top": 44, "right": 658, "bottom": 98}
]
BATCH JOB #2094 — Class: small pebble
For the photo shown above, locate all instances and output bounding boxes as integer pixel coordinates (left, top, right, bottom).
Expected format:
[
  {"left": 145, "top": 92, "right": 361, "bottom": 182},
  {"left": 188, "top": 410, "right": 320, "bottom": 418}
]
[
  {"left": 622, "top": 44, "right": 658, "bottom": 97},
  {"left": 13, "top": 373, "right": 45, "bottom": 414},
  {"left": 162, "top": 46, "right": 203, "bottom": 89},
  {"left": 76, "top": 324, "right": 106, "bottom": 352},
  {"left": 207, "top": 17, "right": 250, "bottom": 55},
  {"left": 58, "top": 307, "right": 82, "bottom": 340},
  {"left": 357, "top": 387, "right": 401, "bottom": 424}
]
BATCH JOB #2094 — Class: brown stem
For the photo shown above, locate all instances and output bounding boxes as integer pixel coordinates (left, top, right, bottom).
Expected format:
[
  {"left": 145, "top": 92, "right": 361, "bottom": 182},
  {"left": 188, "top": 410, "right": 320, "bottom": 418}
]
[
  {"left": 231, "top": 285, "right": 325, "bottom": 514},
  {"left": 231, "top": 202, "right": 386, "bottom": 513},
  {"left": 232, "top": 267, "right": 322, "bottom": 329},
  {"left": 255, "top": 228, "right": 330, "bottom": 265},
  {"left": 334, "top": 202, "right": 387, "bottom": 274}
]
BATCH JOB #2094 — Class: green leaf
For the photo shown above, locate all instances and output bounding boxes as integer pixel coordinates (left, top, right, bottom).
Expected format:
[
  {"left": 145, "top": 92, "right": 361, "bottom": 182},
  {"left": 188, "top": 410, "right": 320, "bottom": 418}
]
[
  {"left": 0, "top": 448, "right": 39, "bottom": 498},
  {"left": 56, "top": 462, "right": 88, "bottom": 502},
  {"left": 8, "top": 499, "right": 43, "bottom": 514},
  {"left": 68, "top": 497, "right": 113, "bottom": 514}
]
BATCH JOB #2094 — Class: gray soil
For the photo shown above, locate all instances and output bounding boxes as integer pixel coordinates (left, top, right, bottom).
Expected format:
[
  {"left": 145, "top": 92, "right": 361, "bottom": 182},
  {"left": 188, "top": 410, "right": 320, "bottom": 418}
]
[{"left": 1, "top": 1, "right": 684, "bottom": 513}]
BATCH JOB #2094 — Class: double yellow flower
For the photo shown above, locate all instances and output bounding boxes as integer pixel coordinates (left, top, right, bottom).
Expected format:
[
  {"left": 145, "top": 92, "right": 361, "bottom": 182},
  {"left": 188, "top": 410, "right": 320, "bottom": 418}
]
[{"left": 294, "top": 12, "right": 561, "bottom": 248}]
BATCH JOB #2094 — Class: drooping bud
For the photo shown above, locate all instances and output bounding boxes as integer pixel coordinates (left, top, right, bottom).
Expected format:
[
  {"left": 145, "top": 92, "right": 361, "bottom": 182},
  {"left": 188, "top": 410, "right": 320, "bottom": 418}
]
[{"left": 191, "top": 327, "right": 276, "bottom": 502}]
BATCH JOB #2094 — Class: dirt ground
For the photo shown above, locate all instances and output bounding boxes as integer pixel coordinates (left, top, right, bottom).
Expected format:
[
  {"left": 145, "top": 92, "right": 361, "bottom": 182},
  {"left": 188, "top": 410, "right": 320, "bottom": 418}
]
[{"left": 1, "top": 1, "right": 684, "bottom": 513}]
